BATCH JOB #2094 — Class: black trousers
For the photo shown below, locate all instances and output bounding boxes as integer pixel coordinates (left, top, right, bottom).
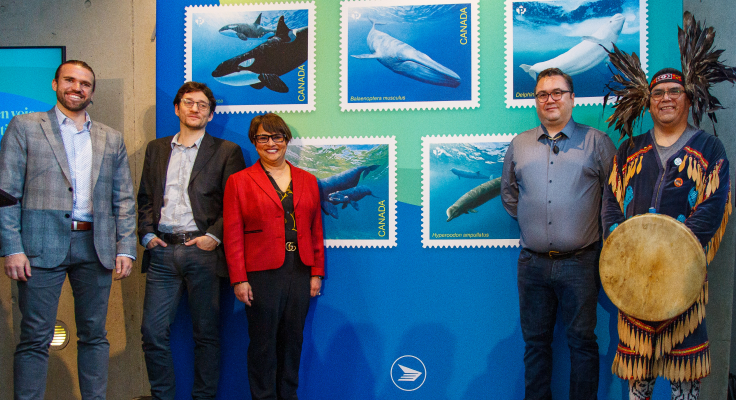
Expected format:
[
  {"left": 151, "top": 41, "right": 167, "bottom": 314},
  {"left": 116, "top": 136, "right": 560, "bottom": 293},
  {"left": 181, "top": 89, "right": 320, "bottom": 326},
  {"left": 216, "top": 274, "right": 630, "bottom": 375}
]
[{"left": 246, "top": 250, "right": 312, "bottom": 400}]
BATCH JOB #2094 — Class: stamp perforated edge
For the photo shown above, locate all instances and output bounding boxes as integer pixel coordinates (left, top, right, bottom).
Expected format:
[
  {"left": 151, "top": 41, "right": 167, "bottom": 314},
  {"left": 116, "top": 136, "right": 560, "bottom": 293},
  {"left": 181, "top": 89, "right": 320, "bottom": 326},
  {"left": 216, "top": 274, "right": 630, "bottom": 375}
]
[
  {"left": 288, "top": 136, "right": 397, "bottom": 248},
  {"left": 339, "top": 0, "right": 480, "bottom": 112},
  {"left": 421, "top": 134, "right": 520, "bottom": 248},
  {"left": 184, "top": 2, "right": 316, "bottom": 114}
]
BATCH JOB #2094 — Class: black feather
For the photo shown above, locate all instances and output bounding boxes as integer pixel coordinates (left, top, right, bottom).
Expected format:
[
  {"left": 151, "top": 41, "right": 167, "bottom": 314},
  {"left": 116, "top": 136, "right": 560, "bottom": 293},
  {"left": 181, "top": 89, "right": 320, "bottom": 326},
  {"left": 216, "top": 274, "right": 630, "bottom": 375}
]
[
  {"left": 679, "top": 11, "right": 736, "bottom": 134},
  {"left": 604, "top": 11, "right": 736, "bottom": 140},
  {"left": 601, "top": 43, "right": 649, "bottom": 145}
]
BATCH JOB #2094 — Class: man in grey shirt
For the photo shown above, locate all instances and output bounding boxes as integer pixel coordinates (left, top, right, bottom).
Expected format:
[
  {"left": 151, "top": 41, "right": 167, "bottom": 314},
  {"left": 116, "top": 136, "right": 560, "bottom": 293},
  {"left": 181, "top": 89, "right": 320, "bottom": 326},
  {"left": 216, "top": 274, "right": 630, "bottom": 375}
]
[{"left": 501, "top": 68, "right": 616, "bottom": 400}]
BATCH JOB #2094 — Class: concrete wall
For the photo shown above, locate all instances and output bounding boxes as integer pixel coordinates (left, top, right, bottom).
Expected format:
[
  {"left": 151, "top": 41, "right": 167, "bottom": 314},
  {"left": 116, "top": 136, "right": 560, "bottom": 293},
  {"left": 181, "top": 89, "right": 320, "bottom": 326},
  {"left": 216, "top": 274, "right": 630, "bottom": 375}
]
[
  {"left": 681, "top": 0, "right": 736, "bottom": 398},
  {"left": 0, "top": 0, "right": 156, "bottom": 398}
]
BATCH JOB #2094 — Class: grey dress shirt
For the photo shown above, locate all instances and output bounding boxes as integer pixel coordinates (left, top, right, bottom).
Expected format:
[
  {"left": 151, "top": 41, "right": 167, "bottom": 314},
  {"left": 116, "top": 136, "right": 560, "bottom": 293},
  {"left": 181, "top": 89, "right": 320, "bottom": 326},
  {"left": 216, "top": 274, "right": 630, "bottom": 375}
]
[
  {"left": 142, "top": 133, "right": 220, "bottom": 247},
  {"left": 501, "top": 118, "right": 616, "bottom": 253}
]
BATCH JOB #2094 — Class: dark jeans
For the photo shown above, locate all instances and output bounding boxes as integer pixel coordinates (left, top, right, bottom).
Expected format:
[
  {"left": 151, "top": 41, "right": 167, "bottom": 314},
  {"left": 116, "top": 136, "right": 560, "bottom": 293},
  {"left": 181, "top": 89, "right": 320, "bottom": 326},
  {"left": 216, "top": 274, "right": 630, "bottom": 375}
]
[
  {"left": 141, "top": 244, "right": 221, "bottom": 400},
  {"left": 15, "top": 230, "right": 112, "bottom": 400},
  {"left": 246, "top": 251, "right": 311, "bottom": 400},
  {"left": 517, "top": 247, "right": 600, "bottom": 400}
]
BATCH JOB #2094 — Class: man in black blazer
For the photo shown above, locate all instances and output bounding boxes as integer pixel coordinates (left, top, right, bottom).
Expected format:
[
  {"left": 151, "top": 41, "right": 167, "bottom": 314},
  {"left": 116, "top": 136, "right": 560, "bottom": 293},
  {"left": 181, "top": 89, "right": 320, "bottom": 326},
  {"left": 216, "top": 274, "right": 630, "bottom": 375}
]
[{"left": 137, "top": 81, "right": 245, "bottom": 399}]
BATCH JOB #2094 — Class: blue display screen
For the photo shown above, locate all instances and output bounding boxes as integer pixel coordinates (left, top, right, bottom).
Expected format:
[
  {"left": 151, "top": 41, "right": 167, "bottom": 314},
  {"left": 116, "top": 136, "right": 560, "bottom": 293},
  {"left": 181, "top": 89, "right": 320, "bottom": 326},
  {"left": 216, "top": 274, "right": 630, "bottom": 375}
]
[{"left": 0, "top": 46, "right": 65, "bottom": 140}]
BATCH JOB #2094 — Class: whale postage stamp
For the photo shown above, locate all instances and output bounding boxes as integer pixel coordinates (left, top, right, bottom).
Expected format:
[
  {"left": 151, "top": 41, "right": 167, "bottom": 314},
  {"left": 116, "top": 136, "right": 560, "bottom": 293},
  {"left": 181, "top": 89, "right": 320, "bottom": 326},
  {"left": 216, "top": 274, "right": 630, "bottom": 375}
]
[
  {"left": 185, "top": 2, "right": 315, "bottom": 113},
  {"left": 340, "top": 0, "right": 479, "bottom": 112},
  {"left": 422, "top": 134, "right": 520, "bottom": 248},
  {"left": 285, "top": 136, "right": 397, "bottom": 247},
  {"left": 504, "top": 0, "right": 648, "bottom": 107}
]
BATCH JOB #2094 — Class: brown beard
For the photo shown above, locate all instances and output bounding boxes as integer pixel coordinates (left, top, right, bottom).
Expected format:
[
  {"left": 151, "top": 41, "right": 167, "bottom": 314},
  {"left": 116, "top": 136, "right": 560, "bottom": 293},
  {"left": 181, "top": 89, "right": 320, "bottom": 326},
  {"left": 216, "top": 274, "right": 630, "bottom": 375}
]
[
  {"left": 56, "top": 90, "right": 91, "bottom": 112},
  {"left": 180, "top": 113, "right": 209, "bottom": 130}
]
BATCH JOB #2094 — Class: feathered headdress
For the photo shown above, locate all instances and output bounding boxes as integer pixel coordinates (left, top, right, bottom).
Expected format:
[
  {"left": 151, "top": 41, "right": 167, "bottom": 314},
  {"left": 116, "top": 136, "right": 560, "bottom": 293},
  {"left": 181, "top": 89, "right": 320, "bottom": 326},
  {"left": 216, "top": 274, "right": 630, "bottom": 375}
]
[
  {"left": 603, "top": 11, "right": 736, "bottom": 144},
  {"left": 602, "top": 44, "right": 649, "bottom": 143}
]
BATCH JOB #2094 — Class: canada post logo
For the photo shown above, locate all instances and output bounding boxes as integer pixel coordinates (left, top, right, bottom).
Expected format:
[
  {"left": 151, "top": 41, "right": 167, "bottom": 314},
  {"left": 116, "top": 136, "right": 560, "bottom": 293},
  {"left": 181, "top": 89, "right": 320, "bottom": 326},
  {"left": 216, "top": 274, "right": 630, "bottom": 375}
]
[{"left": 391, "top": 355, "right": 426, "bottom": 391}]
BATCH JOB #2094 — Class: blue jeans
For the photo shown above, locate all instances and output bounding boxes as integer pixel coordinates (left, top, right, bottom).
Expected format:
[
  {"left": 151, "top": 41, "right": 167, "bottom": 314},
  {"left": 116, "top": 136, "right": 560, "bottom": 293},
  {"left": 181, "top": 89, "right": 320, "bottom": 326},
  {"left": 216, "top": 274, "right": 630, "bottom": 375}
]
[
  {"left": 14, "top": 230, "right": 112, "bottom": 400},
  {"left": 517, "top": 247, "right": 600, "bottom": 400},
  {"left": 141, "top": 244, "right": 221, "bottom": 400}
]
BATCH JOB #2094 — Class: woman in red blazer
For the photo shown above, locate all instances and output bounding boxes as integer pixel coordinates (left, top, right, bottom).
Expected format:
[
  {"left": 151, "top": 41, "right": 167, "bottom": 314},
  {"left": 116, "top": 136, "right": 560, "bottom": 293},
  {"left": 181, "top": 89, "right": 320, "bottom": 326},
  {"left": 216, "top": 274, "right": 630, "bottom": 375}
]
[{"left": 223, "top": 113, "right": 324, "bottom": 400}]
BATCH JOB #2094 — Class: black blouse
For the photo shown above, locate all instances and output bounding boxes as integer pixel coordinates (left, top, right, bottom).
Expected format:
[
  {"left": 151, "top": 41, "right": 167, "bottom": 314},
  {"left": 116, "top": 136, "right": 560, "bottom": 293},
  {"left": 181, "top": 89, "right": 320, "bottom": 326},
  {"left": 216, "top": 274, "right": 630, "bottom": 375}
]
[{"left": 262, "top": 162, "right": 297, "bottom": 243}]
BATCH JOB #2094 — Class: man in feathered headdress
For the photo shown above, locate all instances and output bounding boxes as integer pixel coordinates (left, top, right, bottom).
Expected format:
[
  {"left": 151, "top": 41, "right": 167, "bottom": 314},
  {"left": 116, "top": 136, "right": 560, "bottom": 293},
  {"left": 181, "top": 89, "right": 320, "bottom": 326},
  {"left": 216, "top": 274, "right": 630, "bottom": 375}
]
[{"left": 601, "top": 12, "right": 734, "bottom": 400}]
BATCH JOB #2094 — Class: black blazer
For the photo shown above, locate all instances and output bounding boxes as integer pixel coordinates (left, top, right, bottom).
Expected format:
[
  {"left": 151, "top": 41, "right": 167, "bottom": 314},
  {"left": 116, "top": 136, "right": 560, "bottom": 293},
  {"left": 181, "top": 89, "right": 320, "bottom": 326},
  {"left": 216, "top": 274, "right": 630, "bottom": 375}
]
[{"left": 137, "top": 132, "right": 246, "bottom": 275}]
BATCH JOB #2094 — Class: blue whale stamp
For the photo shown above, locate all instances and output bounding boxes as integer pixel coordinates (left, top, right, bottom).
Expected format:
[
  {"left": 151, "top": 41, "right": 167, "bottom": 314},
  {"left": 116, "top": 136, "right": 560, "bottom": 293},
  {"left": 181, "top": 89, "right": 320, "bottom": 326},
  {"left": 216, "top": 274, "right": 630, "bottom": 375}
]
[
  {"left": 340, "top": 0, "right": 479, "bottom": 111},
  {"left": 422, "top": 134, "right": 520, "bottom": 248},
  {"left": 286, "top": 137, "right": 397, "bottom": 248},
  {"left": 185, "top": 2, "right": 315, "bottom": 113},
  {"left": 504, "top": 0, "right": 648, "bottom": 107}
]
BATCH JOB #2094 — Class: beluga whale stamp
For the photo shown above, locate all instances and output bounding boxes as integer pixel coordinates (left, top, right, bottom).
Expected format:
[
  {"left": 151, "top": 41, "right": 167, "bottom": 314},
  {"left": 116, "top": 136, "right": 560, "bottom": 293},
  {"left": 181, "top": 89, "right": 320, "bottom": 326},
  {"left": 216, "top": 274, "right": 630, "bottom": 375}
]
[
  {"left": 340, "top": 0, "right": 479, "bottom": 112},
  {"left": 504, "top": 0, "right": 648, "bottom": 107},
  {"left": 422, "top": 134, "right": 520, "bottom": 248},
  {"left": 285, "top": 136, "right": 397, "bottom": 248},
  {"left": 185, "top": 2, "right": 315, "bottom": 113}
]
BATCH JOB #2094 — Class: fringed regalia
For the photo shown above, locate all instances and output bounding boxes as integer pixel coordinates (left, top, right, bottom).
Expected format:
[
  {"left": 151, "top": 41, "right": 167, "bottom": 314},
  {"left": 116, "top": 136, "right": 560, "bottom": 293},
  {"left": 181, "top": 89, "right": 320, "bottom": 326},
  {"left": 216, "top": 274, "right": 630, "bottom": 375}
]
[
  {"left": 601, "top": 129, "right": 731, "bottom": 382},
  {"left": 601, "top": 11, "right": 736, "bottom": 382}
]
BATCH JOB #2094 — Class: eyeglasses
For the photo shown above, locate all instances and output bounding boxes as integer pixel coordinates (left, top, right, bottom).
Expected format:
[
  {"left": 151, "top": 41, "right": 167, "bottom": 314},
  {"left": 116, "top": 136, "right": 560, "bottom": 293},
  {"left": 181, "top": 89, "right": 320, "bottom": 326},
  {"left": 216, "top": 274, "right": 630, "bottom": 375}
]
[
  {"left": 650, "top": 88, "right": 685, "bottom": 100},
  {"left": 180, "top": 98, "right": 210, "bottom": 111},
  {"left": 534, "top": 90, "right": 571, "bottom": 102},
  {"left": 254, "top": 134, "right": 286, "bottom": 144}
]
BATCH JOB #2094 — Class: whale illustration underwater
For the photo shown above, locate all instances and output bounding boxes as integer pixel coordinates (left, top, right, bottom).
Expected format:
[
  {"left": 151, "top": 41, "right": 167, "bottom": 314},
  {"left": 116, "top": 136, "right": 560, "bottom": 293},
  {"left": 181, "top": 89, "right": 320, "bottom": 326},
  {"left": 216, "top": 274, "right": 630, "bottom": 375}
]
[
  {"left": 446, "top": 177, "right": 502, "bottom": 222},
  {"left": 212, "top": 15, "right": 307, "bottom": 92},
  {"left": 450, "top": 168, "right": 489, "bottom": 180},
  {"left": 327, "top": 185, "right": 377, "bottom": 211},
  {"left": 520, "top": 13, "right": 626, "bottom": 80},
  {"left": 219, "top": 13, "right": 275, "bottom": 41},
  {"left": 351, "top": 21, "right": 461, "bottom": 88},
  {"left": 317, "top": 165, "right": 380, "bottom": 219}
]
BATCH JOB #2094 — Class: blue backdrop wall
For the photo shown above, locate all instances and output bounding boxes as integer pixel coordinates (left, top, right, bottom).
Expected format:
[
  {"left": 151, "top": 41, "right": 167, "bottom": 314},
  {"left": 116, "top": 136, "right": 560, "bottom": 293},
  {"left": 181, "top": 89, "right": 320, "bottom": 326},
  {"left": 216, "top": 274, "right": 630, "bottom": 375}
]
[{"left": 156, "top": 0, "right": 682, "bottom": 398}]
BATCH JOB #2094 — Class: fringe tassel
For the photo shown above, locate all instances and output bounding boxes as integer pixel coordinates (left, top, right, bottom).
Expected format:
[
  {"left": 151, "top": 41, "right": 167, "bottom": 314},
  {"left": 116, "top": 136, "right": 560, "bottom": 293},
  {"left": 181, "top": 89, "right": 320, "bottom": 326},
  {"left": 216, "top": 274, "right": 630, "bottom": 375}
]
[
  {"left": 705, "top": 179, "right": 731, "bottom": 265},
  {"left": 612, "top": 149, "right": 652, "bottom": 212},
  {"left": 609, "top": 158, "right": 625, "bottom": 209},
  {"left": 612, "top": 346, "right": 654, "bottom": 380},
  {"left": 615, "top": 309, "right": 710, "bottom": 382},
  {"left": 618, "top": 312, "right": 655, "bottom": 358},
  {"left": 659, "top": 343, "right": 710, "bottom": 382},
  {"left": 616, "top": 289, "right": 707, "bottom": 365},
  {"left": 704, "top": 280, "right": 709, "bottom": 305}
]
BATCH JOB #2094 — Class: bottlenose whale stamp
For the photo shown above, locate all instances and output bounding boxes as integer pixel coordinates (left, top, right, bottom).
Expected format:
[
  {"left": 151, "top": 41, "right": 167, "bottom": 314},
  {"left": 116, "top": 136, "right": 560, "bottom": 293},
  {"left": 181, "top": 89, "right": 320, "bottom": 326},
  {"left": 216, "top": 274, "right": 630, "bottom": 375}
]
[
  {"left": 422, "top": 134, "right": 520, "bottom": 248},
  {"left": 285, "top": 136, "right": 397, "bottom": 248},
  {"left": 185, "top": 2, "right": 315, "bottom": 113},
  {"left": 504, "top": 0, "right": 648, "bottom": 107},
  {"left": 340, "top": 0, "right": 479, "bottom": 112}
]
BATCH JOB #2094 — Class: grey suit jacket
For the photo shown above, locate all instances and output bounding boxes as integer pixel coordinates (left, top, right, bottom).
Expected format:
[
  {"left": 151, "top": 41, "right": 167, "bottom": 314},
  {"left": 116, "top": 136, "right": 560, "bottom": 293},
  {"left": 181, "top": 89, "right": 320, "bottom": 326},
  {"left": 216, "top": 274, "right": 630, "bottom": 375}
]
[
  {"left": 137, "top": 132, "right": 246, "bottom": 276},
  {"left": 0, "top": 109, "right": 137, "bottom": 270}
]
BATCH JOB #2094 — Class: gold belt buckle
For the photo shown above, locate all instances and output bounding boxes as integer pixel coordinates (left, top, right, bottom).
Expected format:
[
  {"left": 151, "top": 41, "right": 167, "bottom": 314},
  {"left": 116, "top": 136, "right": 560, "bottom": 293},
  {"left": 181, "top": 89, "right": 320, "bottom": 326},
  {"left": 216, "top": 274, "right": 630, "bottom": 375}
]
[
  {"left": 548, "top": 250, "right": 559, "bottom": 258},
  {"left": 286, "top": 242, "right": 297, "bottom": 252}
]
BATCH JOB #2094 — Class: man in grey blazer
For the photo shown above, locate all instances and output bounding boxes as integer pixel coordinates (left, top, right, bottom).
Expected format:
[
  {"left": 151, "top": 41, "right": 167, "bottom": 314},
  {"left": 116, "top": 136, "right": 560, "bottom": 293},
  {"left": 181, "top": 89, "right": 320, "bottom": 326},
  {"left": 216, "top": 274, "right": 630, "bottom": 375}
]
[
  {"left": 0, "top": 60, "right": 137, "bottom": 399},
  {"left": 137, "top": 81, "right": 245, "bottom": 399}
]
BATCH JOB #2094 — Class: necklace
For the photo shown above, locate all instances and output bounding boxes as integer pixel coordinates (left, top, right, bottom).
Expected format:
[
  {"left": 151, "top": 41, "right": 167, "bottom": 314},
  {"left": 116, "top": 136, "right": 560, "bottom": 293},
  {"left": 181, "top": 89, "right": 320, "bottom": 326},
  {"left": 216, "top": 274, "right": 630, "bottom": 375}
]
[{"left": 264, "top": 164, "right": 289, "bottom": 179}]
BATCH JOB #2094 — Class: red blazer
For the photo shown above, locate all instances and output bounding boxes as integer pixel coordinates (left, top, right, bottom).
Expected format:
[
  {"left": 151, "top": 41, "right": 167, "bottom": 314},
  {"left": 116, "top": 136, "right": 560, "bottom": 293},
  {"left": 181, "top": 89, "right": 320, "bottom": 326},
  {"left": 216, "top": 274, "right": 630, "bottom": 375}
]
[{"left": 223, "top": 161, "right": 325, "bottom": 284}]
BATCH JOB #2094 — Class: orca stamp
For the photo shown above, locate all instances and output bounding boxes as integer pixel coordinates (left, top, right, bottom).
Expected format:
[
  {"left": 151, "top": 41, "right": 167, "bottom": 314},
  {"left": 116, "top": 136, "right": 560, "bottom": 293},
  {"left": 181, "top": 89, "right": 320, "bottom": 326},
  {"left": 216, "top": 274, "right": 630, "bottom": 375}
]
[
  {"left": 340, "top": 0, "right": 479, "bottom": 112},
  {"left": 185, "top": 2, "right": 316, "bottom": 113},
  {"left": 286, "top": 136, "right": 397, "bottom": 248},
  {"left": 504, "top": 0, "right": 648, "bottom": 107},
  {"left": 422, "top": 134, "right": 520, "bottom": 248}
]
